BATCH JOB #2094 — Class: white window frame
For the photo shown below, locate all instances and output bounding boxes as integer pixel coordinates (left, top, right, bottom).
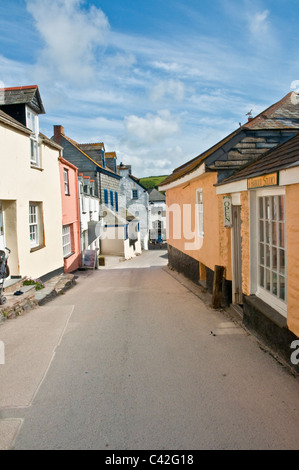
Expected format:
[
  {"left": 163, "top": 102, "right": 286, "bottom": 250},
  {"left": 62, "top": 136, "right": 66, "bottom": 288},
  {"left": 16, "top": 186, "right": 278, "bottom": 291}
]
[
  {"left": 62, "top": 225, "right": 72, "bottom": 258},
  {"left": 196, "top": 188, "right": 204, "bottom": 238},
  {"left": 132, "top": 189, "right": 138, "bottom": 199},
  {"left": 26, "top": 106, "right": 40, "bottom": 168},
  {"left": 254, "top": 188, "right": 287, "bottom": 317},
  {"left": 29, "top": 203, "right": 39, "bottom": 248},
  {"left": 64, "top": 169, "right": 69, "bottom": 195}
]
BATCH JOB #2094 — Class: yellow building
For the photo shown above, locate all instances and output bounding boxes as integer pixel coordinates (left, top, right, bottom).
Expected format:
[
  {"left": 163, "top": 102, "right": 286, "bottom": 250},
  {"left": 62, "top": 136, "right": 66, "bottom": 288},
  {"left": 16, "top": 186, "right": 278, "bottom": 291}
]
[{"left": 160, "top": 93, "right": 299, "bottom": 370}]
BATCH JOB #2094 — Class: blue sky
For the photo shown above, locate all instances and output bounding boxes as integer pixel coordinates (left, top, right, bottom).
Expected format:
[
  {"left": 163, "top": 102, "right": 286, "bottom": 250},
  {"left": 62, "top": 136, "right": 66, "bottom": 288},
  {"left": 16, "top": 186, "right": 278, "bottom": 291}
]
[{"left": 1, "top": 0, "right": 299, "bottom": 177}]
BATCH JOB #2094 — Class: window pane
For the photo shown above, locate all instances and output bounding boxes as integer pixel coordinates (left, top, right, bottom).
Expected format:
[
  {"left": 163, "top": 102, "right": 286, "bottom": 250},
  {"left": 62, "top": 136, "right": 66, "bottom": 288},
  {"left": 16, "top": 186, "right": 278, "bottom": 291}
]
[
  {"left": 265, "top": 197, "right": 270, "bottom": 220},
  {"left": 265, "top": 269, "right": 271, "bottom": 291},
  {"left": 279, "top": 223, "right": 285, "bottom": 248},
  {"left": 259, "top": 243, "right": 265, "bottom": 265},
  {"left": 272, "top": 247, "right": 277, "bottom": 270},
  {"left": 279, "top": 195, "right": 285, "bottom": 221},
  {"left": 279, "top": 249, "right": 285, "bottom": 275},
  {"left": 265, "top": 222, "right": 270, "bottom": 243},
  {"left": 272, "top": 222, "right": 277, "bottom": 246},
  {"left": 259, "top": 197, "right": 264, "bottom": 218},
  {"left": 272, "top": 196, "right": 278, "bottom": 220},
  {"left": 272, "top": 272, "right": 278, "bottom": 296},
  {"left": 259, "top": 220, "right": 264, "bottom": 242},
  {"left": 259, "top": 266, "right": 264, "bottom": 287},
  {"left": 279, "top": 276, "right": 286, "bottom": 301},
  {"left": 266, "top": 244, "right": 270, "bottom": 267}
]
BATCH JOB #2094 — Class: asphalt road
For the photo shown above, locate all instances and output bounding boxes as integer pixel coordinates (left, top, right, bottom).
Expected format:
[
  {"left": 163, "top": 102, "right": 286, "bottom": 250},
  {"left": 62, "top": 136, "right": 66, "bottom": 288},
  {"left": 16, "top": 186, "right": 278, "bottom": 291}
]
[{"left": 0, "top": 249, "right": 299, "bottom": 450}]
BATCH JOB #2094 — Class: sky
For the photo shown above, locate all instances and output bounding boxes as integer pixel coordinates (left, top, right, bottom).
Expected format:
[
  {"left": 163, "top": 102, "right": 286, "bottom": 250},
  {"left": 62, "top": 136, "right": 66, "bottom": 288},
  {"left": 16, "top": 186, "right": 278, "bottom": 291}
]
[{"left": 1, "top": 0, "right": 299, "bottom": 177}]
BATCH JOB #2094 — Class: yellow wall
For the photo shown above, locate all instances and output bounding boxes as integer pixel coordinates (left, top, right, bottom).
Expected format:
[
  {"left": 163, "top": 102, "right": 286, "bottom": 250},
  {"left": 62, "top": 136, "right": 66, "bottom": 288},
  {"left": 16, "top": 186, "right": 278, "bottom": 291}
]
[
  {"left": 240, "top": 192, "right": 250, "bottom": 296},
  {"left": 286, "top": 184, "right": 299, "bottom": 336},
  {"left": 166, "top": 173, "right": 232, "bottom": 277}
]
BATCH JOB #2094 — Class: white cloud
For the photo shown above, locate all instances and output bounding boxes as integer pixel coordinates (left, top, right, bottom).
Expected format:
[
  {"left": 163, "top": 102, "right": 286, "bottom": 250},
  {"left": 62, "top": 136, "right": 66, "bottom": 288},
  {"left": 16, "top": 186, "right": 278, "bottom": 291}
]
[
  {"left": 247, "top": 9, "right": 270, "bottom": 36},
  {"left": 26, "top": 0, "right": 110, "bottom": 85},
  {"left": 124, "top": 110, "right": 180, "bottom": 145},
  {"left": 150, "top": 79, "right": 185, "bottom": 102}
]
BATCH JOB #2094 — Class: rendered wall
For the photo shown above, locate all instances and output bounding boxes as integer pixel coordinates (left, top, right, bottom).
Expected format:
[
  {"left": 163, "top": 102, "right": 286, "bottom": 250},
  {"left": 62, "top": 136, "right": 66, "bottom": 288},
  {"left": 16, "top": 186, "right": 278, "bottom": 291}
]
[
  {"left": 286, "top": 184, "right": 299, "bottom": 337},
  {"left": 166, "top": 172, "right": 222, "bottom": 274},
  {"left": 0, "top": 122, "right": 64, "bottom": 280}
]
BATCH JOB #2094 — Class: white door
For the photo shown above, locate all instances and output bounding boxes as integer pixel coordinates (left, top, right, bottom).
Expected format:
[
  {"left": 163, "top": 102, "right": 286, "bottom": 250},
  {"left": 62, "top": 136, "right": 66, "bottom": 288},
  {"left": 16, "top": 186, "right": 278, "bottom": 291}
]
[{"left": 0, "top": 203, "right": 5, "bottom": 251}]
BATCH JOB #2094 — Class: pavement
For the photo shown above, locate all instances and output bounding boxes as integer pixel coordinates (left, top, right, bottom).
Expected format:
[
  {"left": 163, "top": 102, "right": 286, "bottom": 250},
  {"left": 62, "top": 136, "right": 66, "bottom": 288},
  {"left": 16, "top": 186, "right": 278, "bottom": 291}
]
[{"left": 0, "top": 273, "right": 76, "bottom": 323}]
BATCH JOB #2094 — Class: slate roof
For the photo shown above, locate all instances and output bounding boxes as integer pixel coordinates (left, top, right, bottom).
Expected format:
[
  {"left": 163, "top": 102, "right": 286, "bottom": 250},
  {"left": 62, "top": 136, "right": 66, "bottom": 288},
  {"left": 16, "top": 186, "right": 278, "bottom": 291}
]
[
  {"left": 160, "top": 92, "right": 299, "bottom": 188},
  {"left": 0, "top": 85, "right": 45, "bottom": 114},
  {"left": 61, "top": 133, "right": 120, "bottom": 178},
  {"left": 148, "top": 188, "right": 166, "bottom": 202},
  {"left": 217, "top": 131, "right": 299, "bottom": 185}
]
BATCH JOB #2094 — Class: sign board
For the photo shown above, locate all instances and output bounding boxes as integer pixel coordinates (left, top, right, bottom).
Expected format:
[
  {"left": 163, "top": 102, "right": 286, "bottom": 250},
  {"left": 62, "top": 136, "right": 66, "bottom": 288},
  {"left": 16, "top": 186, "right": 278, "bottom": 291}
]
[
  {"left": 247, "top": 172, "right": 278, "bottom": 189},
  {"left": 82, "top": 250, "right": 97, "bottom": 269},
  {"left": 223, "top": 196, "right": 232, "bottom": 228}
]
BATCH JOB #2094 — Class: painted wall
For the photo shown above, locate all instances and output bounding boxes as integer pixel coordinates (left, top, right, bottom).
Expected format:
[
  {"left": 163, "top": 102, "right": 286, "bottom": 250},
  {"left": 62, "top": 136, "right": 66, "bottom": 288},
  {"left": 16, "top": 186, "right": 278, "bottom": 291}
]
[
  {"left": 59, "top": 158, "right": 81, "bottom": 273},
  {"left": 166, "top": 172, "right": 225, "bottom": 277},
  {"left": 0, "top": 121, "right": 63, "bottom": 280},
  {"left": 286, "top": 184, "right": 299, "bottom": 337},
  {"left": 118, "top": 172, "right": 149, "bottom": 250}
]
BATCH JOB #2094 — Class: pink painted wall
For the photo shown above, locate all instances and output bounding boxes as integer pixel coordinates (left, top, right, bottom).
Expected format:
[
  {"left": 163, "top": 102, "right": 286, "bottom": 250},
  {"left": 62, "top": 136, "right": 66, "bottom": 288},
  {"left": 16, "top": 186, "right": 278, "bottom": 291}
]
[{"left": 59, "top": 157, "right": 81, "bottom": 273}]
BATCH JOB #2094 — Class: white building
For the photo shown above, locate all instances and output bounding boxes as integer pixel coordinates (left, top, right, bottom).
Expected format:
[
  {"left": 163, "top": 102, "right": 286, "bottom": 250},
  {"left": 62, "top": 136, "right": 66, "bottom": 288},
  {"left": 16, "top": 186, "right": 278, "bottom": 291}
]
[
  {"left": 148, "top": 188, "right": 166, "bottom": 242},
  {"left": 118, "top": 164, "right": 149, "bottom": 250}
]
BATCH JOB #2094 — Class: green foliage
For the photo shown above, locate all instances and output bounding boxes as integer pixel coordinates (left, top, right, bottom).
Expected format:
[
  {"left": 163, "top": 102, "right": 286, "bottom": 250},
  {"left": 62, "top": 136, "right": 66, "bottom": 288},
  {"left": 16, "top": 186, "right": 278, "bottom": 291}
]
[
  {"left": 139, "top": 175, "right": 168, "bottom": 191},
  {"left": 23, "top": 278, "right": 45, "bottom": 291}
]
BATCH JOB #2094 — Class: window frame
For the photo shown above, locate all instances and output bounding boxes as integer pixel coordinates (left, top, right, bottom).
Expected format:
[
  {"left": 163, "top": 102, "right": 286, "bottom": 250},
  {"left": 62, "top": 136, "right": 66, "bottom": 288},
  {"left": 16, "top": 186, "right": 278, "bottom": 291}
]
[
  {"left": 64, "top": 169, "right": 70, "bottom": 195},
  {"left": 62, "top": 225, "right": 72, "bottom": 258},
  {"left": 29, "top": 203, "right": 39, "bottom": 248},
  {"left": 255, "top": 188, "right": 287, "bottom": 317},
  {"left": 132, "top": 189, "right": 138, "bottom": 199},
  {"left": 196, "top": 188, "right": 204, "bottom": 238},
  {"left": 27, "top": 106, "right": 40, "bottom": 168}
]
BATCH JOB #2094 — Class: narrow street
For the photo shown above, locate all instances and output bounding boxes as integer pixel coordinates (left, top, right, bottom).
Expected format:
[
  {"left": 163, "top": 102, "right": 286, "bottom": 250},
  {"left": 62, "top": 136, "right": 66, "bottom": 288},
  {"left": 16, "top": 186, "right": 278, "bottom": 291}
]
[{"left": 0, "top": 249, "right": 298, "bottom": 450}]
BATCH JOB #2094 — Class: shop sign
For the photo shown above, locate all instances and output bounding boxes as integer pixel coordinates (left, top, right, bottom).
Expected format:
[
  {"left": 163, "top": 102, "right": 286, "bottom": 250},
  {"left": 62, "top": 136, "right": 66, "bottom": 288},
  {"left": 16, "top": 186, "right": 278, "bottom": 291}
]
[
  {"left": 248, "top": 172, "right": 278, "bottom": 189},
  {"left": 223, "top": 196, "right": 232, "bottom": 227}
]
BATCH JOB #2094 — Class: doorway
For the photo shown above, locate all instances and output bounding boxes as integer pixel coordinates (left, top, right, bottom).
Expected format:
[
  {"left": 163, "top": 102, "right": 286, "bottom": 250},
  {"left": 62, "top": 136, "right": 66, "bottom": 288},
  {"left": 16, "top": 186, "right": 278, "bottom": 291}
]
[{"left": 232, "top": 205, "right": 243, "bottom": 305}]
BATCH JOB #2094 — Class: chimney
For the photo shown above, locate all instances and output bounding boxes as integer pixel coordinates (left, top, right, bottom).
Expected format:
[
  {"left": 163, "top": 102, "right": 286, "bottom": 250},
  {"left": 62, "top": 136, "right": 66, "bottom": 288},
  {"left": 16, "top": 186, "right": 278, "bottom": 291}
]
[{"left": 53, "top": 125, "right": 65, "bottom": 144}]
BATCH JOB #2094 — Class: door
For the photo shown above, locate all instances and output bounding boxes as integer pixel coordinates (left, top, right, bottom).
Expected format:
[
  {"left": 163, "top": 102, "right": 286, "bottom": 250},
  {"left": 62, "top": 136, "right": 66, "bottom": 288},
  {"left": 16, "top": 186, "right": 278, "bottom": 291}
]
[
  {"left": 232, "top": 205, "right": 243, "bottom": 305},
  {"left": 0, "top": 203, "right": 5, "bottom": 251}
]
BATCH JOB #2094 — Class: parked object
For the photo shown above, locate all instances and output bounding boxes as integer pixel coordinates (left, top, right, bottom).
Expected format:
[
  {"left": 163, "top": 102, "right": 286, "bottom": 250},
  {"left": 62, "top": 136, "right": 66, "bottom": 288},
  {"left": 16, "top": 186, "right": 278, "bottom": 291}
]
[{"left": 0, "top": 247, "right": 10, "bottom": 305}]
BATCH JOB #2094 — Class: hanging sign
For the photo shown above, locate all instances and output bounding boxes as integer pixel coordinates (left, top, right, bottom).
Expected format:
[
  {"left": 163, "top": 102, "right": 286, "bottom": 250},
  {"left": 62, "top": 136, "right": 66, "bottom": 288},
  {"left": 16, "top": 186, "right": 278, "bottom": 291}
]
[{"left": 223, "top": 196, "right": 232, "bottom": 228}]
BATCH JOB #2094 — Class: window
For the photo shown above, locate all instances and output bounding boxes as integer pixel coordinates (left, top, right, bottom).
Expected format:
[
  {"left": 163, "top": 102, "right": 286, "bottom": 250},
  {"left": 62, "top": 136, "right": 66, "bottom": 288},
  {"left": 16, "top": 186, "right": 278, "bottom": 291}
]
[
  {"left": 64, "top": 169, "right": 69, "bottom": 195},
  {"left": 29, "top": 202, "right": 44, "bottom": 249},
  {"left": 104, "top": 189, "right": 109, "bottom": 205},
  {"left": 115, "top": 191, "right": 119, "bottom": 212},
  {"left": 27, "top": 107, "right": 40, "bottom": 167},
  {"left": 196, "top": 189, "right": 204, "bottom": 238},
  {"left": 258, "top": 193, "right": 286, "bottom": 306},
  {"left": 62, "top": 225, "right": 72, "bottom": 258},
  {"left": 132, "top": 189, "right": 138, "bottom": 199},
  {"left": 110, "top": 190, "right": 114, "bottom": 208}
]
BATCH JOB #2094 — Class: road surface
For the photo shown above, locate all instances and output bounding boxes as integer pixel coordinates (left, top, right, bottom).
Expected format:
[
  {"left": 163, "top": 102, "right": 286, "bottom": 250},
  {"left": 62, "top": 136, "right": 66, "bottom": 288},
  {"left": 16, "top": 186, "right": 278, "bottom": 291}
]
[{"left": 0, "top": 249, "right": 298, "bottom": 450}]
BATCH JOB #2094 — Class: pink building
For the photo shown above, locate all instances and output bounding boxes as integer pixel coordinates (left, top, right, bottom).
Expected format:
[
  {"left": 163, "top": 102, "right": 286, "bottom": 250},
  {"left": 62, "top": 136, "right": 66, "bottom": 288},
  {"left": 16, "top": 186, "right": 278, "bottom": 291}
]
[{"left": 59, "top": 157, "right": 81, "bottom": 273}]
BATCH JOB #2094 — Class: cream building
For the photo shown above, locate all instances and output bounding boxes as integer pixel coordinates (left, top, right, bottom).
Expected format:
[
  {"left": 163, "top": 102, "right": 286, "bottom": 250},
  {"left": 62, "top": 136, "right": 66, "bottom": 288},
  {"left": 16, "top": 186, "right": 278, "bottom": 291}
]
[{"left": 0, "top": 86, "right": 64, "bottom": 282}]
